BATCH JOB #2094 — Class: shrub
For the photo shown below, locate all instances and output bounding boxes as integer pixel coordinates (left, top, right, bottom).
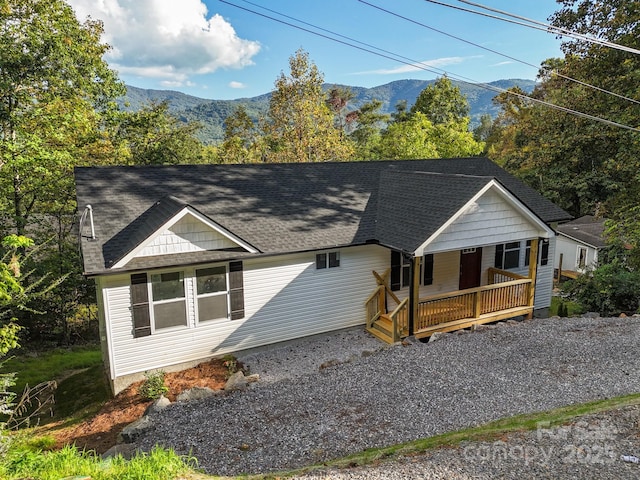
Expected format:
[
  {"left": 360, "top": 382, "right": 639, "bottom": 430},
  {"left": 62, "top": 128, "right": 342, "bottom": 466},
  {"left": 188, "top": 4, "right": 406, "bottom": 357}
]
[
  {"left": 564, "top": 262, "right": 640, "bottom": 316},
  {"left": 139, "top": 371, "right": 169, "bottom": 400}
]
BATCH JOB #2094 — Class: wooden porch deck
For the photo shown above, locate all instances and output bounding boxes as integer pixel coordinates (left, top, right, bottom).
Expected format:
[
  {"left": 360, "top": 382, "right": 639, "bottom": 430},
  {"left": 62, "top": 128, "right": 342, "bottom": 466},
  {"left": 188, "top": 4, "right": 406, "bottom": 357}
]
[{"left": 365, "top": 268, "right": 533, "bottom": 343}]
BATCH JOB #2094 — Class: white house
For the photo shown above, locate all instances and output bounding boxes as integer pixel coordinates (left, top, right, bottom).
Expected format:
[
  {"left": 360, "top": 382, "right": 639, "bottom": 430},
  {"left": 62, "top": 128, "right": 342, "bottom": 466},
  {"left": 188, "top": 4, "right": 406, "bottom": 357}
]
[
  {"left": 75, "top": 158, "right": 571, "bottom": 394},
  {"left": 555, "top": 215, "right": 607, "bottom": 278}
]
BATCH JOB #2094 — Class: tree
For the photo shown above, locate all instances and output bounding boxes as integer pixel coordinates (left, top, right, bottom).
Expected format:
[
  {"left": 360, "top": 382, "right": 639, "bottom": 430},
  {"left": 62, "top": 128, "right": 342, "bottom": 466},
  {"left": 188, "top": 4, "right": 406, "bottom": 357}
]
[
  {"left": 0, "top": 0, "right": 124, "bottom": 346},
  {"left": 325, "top": 86, "right": 355, "bottom": 134},
  {"left": 0, "top": 0, "right": 124, "bottom": 236},
  {"left": 410, "top": 76, "right": 470, "bottom": 125},
  {"left": 115, "top": 101, "right": 208, "bottom": 165},
  {"left": 378, "top": 112, "right": 483, "bottom": 160},
  {"left": 260, "top": 49, "right": 354, "bottom": 162},
  {"left": 217, "top": 105, "right": 262, "bottom": 163},
  {"left": 347, "top": 99, "right": 389, "bottom": 159},
  {"left": 487, "top": 1, "right": 640, "bottom": 229}
]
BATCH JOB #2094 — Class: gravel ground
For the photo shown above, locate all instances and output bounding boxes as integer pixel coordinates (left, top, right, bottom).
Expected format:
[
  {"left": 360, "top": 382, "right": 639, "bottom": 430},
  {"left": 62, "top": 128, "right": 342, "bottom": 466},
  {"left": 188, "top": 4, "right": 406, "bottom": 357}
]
[{"left": 136, "top": 316, "right": 640, "bottom": 477}]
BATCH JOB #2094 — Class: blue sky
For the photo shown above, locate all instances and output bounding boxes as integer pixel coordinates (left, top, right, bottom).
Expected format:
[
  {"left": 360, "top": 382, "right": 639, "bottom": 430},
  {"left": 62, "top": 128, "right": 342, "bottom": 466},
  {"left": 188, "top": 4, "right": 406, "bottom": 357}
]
[{"left": 68, "top": 0, "right": 566, "bottom": 100}]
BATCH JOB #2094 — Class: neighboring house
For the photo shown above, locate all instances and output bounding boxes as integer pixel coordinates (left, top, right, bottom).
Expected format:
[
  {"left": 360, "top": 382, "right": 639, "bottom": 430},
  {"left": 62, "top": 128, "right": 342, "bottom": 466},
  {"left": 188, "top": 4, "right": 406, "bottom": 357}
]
[
  {"left": 75, "top": 158, "right": 571, "bottom": 394},
  {"left": 555, "top": 215, "right": 607, "bottom": 278}
]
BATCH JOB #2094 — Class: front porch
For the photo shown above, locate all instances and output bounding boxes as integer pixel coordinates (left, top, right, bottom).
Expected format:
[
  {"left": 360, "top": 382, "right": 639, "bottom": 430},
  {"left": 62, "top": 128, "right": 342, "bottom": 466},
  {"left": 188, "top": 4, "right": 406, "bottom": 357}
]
[{"left": 365, "top": 266, "right": 536, "bottom": 344}]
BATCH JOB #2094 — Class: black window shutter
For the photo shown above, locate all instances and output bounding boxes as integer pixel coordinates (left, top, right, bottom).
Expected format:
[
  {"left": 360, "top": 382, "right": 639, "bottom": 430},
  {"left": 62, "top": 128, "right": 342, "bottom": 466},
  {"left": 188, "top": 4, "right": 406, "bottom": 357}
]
[
  {"left": 541, "top": 240, "right": 549, "bottom": 266},
  {"left": 390, "top": 251, "right": 401, "bottom": 291},
  {"left": 423, "top": 254, "right": 434, "bottom": 286},
  {"left": 229, "top": 261, "right": 245, "bottom": 320},
  {"left": 130, "top": 273, "right": 151, "bottom": 338},
  {"left": 494, "top": 244, "right": 504, "bottom": 269}
]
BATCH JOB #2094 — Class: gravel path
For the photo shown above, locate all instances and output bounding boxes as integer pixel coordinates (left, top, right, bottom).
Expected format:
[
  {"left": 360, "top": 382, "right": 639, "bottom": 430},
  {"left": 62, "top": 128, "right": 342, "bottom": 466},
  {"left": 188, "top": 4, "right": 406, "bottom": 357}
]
[{"left": 136, "top": 316, "right": 640, "bottom": 477}]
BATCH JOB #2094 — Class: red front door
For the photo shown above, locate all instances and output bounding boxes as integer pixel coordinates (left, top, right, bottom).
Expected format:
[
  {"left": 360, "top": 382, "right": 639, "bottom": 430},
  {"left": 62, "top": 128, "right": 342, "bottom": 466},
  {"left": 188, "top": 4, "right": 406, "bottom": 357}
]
[{"left": 459, "top": 247, "right": 483, "bottom": 290}]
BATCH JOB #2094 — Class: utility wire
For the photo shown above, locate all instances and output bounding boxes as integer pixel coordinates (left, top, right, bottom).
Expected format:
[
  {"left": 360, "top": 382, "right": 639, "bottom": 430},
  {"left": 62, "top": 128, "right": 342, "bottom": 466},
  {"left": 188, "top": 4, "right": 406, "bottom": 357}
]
[
  {"left": 424, "top": 0, "right": 640, "bottom": 55},
  {"left": 358, "top": 0, "right": 640, "bottom": 106},
  {"left": 455, "top": 0, "right": 640, "bottom": 56},
  {"left": 219, "top": 0, "right": 640, "bottom": 133}
]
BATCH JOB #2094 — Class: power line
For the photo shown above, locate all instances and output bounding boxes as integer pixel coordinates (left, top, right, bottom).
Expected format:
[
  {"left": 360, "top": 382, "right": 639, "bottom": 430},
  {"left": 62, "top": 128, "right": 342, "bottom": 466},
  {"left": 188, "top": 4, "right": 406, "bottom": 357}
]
[
  {"left": 424, "top": 0, "right": 640, "bottom": 56},
  {"left": 455, "top": 0, "right": 640, "bottom": 56},
  {"left": 358, "top": 0, "right": 640, "bottom": 106},
  {"left": 219, "top": 0, "right": 640, "bottom": 133}
]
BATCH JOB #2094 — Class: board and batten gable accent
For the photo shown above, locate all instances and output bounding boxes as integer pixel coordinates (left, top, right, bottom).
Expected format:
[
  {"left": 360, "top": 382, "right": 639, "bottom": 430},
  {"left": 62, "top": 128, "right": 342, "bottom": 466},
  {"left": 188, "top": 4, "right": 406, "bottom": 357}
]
[
  {"left": 417, "top": 183, "right": 554, "bottom": 255},
  {"left": 97, "top": 244, "right": 390, "bottom": 393},
  {"left": 136, "top": 214, "right": 238, "bottom": 257},
  {"left": 112, "top": 207, "right": 258, "bottom": 269}
]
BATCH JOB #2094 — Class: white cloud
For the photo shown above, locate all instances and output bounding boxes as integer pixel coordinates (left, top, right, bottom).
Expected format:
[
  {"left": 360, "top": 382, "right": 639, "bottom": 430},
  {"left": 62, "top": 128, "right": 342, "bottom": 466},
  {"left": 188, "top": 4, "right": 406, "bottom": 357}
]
[
  {"left": 228, "top": 81, "right": 246, "bottom": 89},
  {"left": 354, "top": 56, "right": 482, "bottom": 75},
  {"left": 68, "top": 0, "right": 261, "bottom": 84},
  {"left": 491, "top": 61, "right": 514, "bottom": 67}
]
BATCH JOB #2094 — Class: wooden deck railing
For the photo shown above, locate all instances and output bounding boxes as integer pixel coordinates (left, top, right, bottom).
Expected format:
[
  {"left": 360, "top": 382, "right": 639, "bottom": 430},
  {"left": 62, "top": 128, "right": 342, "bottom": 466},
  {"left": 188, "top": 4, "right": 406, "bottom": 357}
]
[
  {"left": 488, "top": 267, "right": 527, "bottom": 284},
  {"left": 415, "top": 278, "right": 532, "bottom": 332}
]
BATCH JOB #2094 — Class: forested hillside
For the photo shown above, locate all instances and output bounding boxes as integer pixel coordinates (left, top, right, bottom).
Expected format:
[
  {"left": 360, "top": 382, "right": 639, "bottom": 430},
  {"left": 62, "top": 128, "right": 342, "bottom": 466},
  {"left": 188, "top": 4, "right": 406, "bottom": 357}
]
[{"left": 121, "top": 78, "right": 535, "bottom": 144}]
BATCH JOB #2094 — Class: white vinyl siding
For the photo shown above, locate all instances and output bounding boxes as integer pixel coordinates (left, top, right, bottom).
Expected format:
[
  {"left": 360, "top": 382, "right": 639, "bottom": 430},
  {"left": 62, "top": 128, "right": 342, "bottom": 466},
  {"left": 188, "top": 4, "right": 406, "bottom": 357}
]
[
  {"left": 98, "top": 245, "right": 389, "bottom": 383},
  {"left": 425, "top": 189, "right": 549, "bottom": 254},
  {"left": 555, "top": 234, "right": 597, "bottom": 273},
  {"left": 486, "top": 238, "right": 556, "bottom": 310}
]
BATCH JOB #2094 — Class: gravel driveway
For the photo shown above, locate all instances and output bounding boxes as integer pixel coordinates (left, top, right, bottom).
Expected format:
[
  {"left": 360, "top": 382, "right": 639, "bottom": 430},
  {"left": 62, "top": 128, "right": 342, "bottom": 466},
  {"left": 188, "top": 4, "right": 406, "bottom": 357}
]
[{"left": 136, "top": 316, "right": 640, "bottom": 477}]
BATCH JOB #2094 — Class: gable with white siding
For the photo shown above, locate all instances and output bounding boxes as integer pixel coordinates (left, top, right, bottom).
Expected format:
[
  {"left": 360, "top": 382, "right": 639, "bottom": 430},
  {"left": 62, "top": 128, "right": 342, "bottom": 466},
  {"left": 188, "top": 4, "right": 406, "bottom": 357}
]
[
  {"left": 419, "top": 183, "right": 554, "bottom": 255},
  {"left": 137, "top": 213, "right": 238, "bottom": 257}
]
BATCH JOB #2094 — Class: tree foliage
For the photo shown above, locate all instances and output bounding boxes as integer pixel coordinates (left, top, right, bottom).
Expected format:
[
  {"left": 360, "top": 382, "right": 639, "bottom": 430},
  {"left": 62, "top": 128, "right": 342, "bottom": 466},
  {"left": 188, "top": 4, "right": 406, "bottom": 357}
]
[
  {"left": 115, "top": 101, "right": 208, "bottom": 165},
  {"left": 487, "top": 0, "right": 640, "bottom": 243},
  {"left": 0, "top": 0, "right": 124, "bottom": 235},
  {"left": 410, "top": 76, "right": 470, "bottom": 125},
  {"left": 260, "top": 49, "right": 354, "bottom": 162}
]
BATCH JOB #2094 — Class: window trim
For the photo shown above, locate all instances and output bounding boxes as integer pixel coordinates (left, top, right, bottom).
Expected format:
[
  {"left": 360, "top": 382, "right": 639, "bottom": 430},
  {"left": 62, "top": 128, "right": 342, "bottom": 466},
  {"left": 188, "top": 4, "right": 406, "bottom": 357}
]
[
  {"left": 195, "top": 265, "right": 230, "bottom": 324},
  {"left": 577, "top": 246, "right": 588, "bottom": 269},
  {"left": 495, "top": 242, "right": 521, "bottom": 270},
  {"left": 316, "top": 251, "right": 340, "bottom": 269},
  {"left": 148, "top": 269, "right": 188, "bottom": 333},
  {"left": 391, "top": 251, "right": 435, "bottom": 291},
  {"left": 130, "top": 260, "right": 245, "bottom": 338}
]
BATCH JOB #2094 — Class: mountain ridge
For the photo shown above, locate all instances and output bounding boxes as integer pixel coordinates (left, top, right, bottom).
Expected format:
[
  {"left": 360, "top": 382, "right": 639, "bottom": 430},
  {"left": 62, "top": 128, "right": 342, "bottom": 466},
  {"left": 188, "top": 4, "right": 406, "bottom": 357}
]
[{"left": 120, "top": 78, "right": 536, "bottom": 144}]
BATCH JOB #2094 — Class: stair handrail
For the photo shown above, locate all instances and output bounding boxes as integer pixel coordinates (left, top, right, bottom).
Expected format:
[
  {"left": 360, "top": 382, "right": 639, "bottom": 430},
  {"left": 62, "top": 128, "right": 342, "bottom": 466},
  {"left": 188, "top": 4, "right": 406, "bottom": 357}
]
[
  {"left": 364, "top": 285, "right": 385, "bottom": 328},
  {"left": 388, "top": 298, "right": 409, "bottom": 342}
]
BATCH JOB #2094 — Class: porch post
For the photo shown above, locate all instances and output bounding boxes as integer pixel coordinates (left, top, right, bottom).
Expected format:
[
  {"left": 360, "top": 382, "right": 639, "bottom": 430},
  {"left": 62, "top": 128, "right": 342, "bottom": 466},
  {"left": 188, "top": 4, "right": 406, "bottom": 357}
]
[
  {"left": 409, "top": 255, "right": 421, "bottom": 336},
  {"left": 527, "top": 238, "right": 539, "bottom": 319}
]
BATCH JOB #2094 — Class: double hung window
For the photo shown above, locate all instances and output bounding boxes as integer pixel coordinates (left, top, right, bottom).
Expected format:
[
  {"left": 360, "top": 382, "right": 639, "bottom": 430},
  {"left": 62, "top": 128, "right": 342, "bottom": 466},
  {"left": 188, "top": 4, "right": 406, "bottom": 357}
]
[
  {"left": 196, "top": 266, "right": 228, "bottom": 322},
  {"left": 150, "top": 272, "right": 187, "bottom": 329}
]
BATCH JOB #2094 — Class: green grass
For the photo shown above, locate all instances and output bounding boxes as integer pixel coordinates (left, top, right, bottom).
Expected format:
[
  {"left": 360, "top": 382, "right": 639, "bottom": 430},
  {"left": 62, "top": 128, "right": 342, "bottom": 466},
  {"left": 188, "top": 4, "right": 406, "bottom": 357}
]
[
  {"left": 1, "top": 345, "right": 109, "bottom": 426},
  {"left": 0, "top": 443, "right": 197, "bottom": 480},
  {"left": 2, "top": 345, "right": 103, "bottom": 394}
]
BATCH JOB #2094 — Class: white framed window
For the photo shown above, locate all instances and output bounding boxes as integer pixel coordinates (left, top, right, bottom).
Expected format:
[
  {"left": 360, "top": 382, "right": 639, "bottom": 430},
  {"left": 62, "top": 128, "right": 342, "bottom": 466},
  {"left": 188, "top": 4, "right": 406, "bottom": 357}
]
[
  {"left": 495, "top": 242, "right": 521, "bottom": 269},
  {"left": 316, "top": 251, "right": 340, "bottom": 269},
  {"left": 577, "top": 247, "right": 588, "bottom": 269},
  {"left": 149, "top": 271, "right": 188, "bottom": 330},
  {"left": 196, "top": 266, "right": 229, "bottom": 323}
]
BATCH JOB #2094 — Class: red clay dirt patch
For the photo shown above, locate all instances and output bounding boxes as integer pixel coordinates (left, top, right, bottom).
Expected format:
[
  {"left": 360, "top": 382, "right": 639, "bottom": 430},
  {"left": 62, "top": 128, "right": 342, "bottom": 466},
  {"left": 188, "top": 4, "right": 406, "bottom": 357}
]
[{"left": 53, "top": 359, "right": 228, "bottom": 454}]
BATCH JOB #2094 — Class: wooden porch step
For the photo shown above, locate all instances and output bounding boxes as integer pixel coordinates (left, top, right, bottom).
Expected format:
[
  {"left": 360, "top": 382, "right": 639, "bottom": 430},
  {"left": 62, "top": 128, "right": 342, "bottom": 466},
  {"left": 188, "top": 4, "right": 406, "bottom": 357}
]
[
  {"left": 366, "top": 314, "right": 395, "bottom": 344},
  {"left": 414, "top": 306, "right": 533, "bottom": 339}
]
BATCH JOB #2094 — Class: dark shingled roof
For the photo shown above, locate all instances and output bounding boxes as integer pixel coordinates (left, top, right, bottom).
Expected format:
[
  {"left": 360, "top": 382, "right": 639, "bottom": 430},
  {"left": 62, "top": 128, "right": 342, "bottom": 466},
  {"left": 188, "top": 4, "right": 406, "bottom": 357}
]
[
  {"left": 557, "top": 215, "right": 607, "bottom": 248},
  {"left": 75, "top": 157, "right": 571, "bottom": 275}
]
